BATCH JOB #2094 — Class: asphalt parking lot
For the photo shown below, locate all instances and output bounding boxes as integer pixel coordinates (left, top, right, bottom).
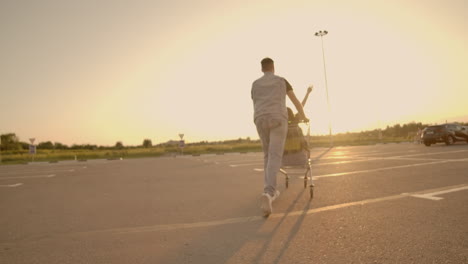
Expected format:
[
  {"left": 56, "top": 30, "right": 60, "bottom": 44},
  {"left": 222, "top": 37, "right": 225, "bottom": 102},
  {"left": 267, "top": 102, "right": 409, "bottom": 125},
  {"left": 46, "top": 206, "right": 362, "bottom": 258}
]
[{"left": 1, "top": 143, "right": 467, "bottom": 264}]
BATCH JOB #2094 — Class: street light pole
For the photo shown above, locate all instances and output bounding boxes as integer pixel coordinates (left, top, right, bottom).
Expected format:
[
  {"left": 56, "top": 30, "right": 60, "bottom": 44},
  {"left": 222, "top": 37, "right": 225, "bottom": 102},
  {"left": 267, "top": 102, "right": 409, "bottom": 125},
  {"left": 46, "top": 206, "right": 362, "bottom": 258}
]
[{"left": 315, "top": 30, "right": 333, "bottom": 147}]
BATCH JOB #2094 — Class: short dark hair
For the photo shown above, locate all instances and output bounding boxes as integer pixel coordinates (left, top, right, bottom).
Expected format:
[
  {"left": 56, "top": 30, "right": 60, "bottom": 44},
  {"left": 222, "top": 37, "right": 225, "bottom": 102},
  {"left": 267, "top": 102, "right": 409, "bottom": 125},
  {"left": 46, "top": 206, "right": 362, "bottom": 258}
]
[{"left": 261, "top": 57, "right": 274, "bottom": 71}]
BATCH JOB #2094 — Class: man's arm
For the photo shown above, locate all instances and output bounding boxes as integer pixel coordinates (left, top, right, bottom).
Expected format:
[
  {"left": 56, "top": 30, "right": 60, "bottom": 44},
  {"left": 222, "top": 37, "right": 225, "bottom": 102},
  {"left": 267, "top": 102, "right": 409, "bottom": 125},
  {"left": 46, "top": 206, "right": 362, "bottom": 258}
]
[
  {"left": 301, "top": 85, "right": 313, "bottom": 107},
  {"left": 287, "top": 90, "right": 308, "bottom": 121}
]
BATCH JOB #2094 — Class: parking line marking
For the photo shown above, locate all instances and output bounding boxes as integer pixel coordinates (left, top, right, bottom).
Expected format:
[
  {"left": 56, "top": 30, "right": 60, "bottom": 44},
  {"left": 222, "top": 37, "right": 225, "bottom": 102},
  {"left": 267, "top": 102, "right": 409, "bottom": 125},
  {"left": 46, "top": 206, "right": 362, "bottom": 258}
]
[
  {"left": 0, "top": 167, "right": 85, "bottom": 176},
  {"left": 386, "top": 157, "right": 442, "bottom": 161},
  {"left": 0, "top": 183, "right": 23, "bottom": 188},
  {"left": 409, "top": 186, "right": 468, "bottom": 200},
  {"left": 314, "top": 158, "right": 468, "bottom": 179},
  {"left": 77, "top": 184, "right": 465, "bottom": 235},
  {"left": 356, "top": 149, "right": 468, "bottom": 159},
  {"left": 222, "top": 158, "right": 263, "bottom": 163},
  {"left": 248, "top": 149, "right": 468, "bottom": 172},
  {"left": 0, "top": 174, "right": 56, "bottom": 180},
  {"left": 255, "top": 157, "right": 465, "bottom": 173},
  {"left": 231, "top": 163, "right": 263, "bottom": 167}
]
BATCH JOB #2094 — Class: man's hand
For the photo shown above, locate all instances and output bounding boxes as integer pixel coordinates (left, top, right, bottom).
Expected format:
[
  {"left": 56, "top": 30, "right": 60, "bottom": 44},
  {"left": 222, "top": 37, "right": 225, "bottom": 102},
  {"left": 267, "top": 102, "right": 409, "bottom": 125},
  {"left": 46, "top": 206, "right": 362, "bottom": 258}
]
[{"left": 296, "top": 113, "right": 309, "bottom": 123}]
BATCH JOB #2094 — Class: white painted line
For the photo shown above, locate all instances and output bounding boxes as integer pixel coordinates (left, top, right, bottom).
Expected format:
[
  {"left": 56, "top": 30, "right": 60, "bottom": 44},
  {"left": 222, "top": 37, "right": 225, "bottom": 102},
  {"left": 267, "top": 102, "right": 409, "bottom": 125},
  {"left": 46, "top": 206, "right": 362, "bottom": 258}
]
[
  {"left": 91, "top": 194, "right": 407, "bottom": 235},
  {"left": 0, "top": 183, "right": 23, "bottom": 188},
  {"left": 251, "top": 149, "right": 468, "bottom": 173},
  {"left": 312, "top": 157, "right": 431, "bottom": 166},
  {"left": 248, "top": 150, "right": 466, "bottom": 172},
  {"left": 313, "top": 159, "right": 368, "bottom": 166},
  {"left": 0, "top": 174, "right": 56, "bottom": 180},
  {"left": 230, "top": 163, "right": 263, "bottom": 168},
  {"left": 0, "top": 166, "right": 85, "bottom": 176},
  {"left": 409, "top": 186, "right": 468, "bottom": 200},
  {"left": 314, "top": 156, "right": 356, "bottom": 160},
  {"left": 314, "top": 159, "right": 468, "bottom": 180},
  {"left": 338, "top": 150, "right": 468, "bottom": 165},
  {"left": 219, "top": 159, "right": 263, "bottom": 164},
  {"left": 386, "top": 157, "right": 442, "bottom": 161},
  {"left": 252, "top": 159, "right": 371, "bottom": 171},
  {"left": 78, "top": 184, "right": 465, "bottom": 235},
  {"left": 357, "top": 149, "right": 467, "bottom": 159}
]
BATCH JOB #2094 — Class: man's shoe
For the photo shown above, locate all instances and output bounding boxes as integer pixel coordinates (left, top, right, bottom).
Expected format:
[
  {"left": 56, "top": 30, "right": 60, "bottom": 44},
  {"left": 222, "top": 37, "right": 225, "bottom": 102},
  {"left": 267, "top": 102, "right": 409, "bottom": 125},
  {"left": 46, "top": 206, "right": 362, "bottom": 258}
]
[
  {"left": 261, "top": 193, "right": 273, "bottom": 217},
  {"left": 272, "top": 190, "right": 280, "bottom": 202}
]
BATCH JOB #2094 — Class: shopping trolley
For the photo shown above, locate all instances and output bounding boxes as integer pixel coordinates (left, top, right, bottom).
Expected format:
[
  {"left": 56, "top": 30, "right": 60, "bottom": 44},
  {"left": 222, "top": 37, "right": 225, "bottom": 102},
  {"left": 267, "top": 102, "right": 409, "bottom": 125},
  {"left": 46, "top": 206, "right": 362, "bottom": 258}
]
[{"left": 280, "top": 120, "right": 314, "bottom": 199}]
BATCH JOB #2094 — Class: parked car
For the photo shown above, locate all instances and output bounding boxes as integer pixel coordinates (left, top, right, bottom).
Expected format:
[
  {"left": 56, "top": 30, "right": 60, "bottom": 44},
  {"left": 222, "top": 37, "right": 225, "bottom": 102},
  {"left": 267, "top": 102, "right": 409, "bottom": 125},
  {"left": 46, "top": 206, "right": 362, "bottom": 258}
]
[{"left": 421, "top": 124, "right": 468, "bottom": 146}]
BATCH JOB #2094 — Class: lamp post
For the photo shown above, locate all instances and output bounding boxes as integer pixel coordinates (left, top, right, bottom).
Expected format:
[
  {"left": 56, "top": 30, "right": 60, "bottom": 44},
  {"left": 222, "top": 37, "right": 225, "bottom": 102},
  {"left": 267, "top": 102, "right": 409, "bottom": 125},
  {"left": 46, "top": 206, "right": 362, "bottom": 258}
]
[{"left": 315, "top": 30, "right": 333, "bottom": 147}]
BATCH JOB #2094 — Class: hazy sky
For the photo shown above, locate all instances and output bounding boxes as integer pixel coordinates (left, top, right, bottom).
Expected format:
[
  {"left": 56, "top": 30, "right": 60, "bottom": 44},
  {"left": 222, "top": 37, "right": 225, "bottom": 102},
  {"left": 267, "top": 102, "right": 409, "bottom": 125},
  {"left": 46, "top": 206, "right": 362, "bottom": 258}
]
[{"left": 1, "top": 0, "right": 466, "bottom": 146}]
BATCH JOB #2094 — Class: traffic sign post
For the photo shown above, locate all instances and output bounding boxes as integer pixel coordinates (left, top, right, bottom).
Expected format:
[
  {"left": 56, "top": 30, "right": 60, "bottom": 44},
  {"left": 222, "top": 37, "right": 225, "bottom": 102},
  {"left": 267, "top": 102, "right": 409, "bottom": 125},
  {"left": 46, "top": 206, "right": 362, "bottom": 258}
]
[
  {"left": 29, "top": 138, "right": 36, "bottom": 162},
  {"left": 178, "top": 134, "right": 185, "bottom": 155},
  {"left": 29, "top": 145, "right": 36, "bottom": 155},
  {"left": 179, "top": 140, "right": 185, "bottom": 155}
]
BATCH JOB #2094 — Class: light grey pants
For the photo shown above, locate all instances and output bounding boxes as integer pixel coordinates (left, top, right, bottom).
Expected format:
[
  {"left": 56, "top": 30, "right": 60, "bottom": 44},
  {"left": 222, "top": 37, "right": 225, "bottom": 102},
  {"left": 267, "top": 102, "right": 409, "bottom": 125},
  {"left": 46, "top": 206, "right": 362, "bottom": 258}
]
[{"left": 255, "top": 116, "right": 288, "bottom": 196}]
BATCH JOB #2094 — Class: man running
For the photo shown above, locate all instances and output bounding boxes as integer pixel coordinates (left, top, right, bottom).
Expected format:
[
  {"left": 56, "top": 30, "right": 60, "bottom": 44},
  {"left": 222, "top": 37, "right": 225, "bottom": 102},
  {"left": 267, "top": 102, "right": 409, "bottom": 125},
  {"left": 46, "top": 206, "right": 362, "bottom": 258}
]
[{"left": 251, "top": 57, "right": 308, "bottom": 217}]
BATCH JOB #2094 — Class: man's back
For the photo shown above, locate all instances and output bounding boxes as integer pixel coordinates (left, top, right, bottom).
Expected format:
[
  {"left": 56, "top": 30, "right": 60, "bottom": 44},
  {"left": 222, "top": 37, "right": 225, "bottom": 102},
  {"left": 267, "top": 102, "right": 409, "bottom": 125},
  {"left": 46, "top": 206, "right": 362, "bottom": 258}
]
[{"left": 251, "top": 72, "right": 288, "bottom": 122}]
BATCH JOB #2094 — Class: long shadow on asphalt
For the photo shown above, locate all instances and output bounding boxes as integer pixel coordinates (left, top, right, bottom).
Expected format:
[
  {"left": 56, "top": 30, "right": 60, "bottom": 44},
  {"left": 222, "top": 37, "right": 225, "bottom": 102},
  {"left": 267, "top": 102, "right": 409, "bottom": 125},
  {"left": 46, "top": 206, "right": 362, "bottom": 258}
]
[
  {"left": 256, "top": 148, "right": 333, "bottom": 263},
  {"left": 271, "top": 195, "right": 312, "bottom": 264},
  {"left": 248, "top": 187, "right": 311, "bottom": 264},
  {"left": 311, "top": 147, "right": 333, "bottom": 163}
]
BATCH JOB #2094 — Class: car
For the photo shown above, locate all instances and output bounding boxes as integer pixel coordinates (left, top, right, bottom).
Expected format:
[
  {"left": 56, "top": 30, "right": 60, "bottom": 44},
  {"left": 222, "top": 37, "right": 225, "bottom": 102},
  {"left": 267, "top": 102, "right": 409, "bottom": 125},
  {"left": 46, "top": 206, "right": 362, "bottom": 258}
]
[{"left": 421, "top": 124, "right": 468, "bottom": 146}]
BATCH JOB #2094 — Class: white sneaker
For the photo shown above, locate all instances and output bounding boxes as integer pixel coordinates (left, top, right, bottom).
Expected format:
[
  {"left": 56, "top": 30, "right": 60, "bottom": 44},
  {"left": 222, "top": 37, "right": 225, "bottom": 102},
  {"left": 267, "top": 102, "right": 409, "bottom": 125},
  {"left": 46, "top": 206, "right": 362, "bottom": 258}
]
[
  {"left": 261, "top": 193, "right": 273, "bottom": 217},
  {"left": 272, "top": 190, "right": 280, "bottom": 202}
]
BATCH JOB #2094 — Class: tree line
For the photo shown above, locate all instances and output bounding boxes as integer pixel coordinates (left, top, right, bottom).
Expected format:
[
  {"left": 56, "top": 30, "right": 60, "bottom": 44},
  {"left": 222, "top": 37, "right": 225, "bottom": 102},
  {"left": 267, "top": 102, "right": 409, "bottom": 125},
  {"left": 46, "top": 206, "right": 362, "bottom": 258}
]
[
  {"left": 1, "top": 122, "right": 467, "bottom": 151},
  {"left": 0, "top": 134, "right": 154, "bottom": 151}
]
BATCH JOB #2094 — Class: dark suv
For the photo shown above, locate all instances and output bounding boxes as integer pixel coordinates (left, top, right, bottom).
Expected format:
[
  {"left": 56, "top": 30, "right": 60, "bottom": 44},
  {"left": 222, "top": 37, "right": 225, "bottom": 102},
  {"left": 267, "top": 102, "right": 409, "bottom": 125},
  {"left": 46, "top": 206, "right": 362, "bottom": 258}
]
[{"left": 421, "top": 124, "right": 468, "bottom": 146}]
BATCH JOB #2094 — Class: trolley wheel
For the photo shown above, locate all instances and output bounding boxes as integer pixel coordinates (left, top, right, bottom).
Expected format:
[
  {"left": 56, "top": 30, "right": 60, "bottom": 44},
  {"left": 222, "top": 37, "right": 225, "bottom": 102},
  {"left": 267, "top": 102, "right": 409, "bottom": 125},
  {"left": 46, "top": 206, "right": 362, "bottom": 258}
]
[
  {"left": 309, "top": 185, "right": 314, "bottom": 200},
  {"left": 304, "top": 167, "right": 312, "bottom": 188},
  {"left": 285, "top": 177, "right": 289, "bottom": 188}
]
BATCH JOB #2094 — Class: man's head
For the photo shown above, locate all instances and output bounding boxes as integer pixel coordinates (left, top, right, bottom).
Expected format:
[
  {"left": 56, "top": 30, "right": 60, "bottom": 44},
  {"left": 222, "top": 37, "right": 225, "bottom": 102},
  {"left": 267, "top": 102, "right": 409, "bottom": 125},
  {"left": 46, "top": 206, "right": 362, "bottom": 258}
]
[{"left": 261, "top": 57, "right": 274, "bottom": 73}]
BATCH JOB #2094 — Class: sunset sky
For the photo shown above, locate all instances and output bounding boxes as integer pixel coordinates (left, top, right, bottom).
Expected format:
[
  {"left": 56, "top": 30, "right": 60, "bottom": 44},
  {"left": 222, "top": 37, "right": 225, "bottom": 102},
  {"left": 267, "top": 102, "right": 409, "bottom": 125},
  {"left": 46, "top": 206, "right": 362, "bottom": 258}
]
[{"left": 1, "top": 0, "right": 466, "bottom": 146}]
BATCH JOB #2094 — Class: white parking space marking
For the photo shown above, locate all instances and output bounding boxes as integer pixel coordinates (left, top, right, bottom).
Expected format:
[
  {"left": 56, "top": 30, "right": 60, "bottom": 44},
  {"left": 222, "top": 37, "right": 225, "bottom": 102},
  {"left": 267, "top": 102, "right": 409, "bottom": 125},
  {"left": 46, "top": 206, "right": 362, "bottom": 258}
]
[
  {"left": 387, "top": 157, "right": 442, "bottom": 161},
  {"left": 0, "top": 183, "right": 23, "bottom": 188},
  {"left": 0, "top": 165, "right": 86, "bottom": 188},
  {"left": 313, "top": 158, "right": 468, "bottom": 180},
  {"left": 220, "top": 158, "right": 263, "bottom": 163},
  {"left": 409, "top": 186, "right": 468, "bottom": 201},
  {"left": 230, "top": 156, "right": 379, "bottom": 168},
  {"left": 246, "top": 149, "right": 468, "bottom": 172},
  {"left": 0, "top": 168, "right": 78, "bottom": 176},
  {"left": 77, "top": 184, "right": 467, "bottom": 235},
  {"left": 219, "top": 159, "right": 263, "bottom": 165},
  {"left": 230, "top": 163, "right": 263, "bottom": 168},
  {"left": 255, "top": 158, "right": 460, "bottom": 173},
  {"left": 0, "top": 174, "right": 56, "bottom": 180},
  {"left": 356, "top": 149, "right": 468, "bottom": 158},
  {"left": 312, "top": 156, "right": 448, "bottom": 167}
]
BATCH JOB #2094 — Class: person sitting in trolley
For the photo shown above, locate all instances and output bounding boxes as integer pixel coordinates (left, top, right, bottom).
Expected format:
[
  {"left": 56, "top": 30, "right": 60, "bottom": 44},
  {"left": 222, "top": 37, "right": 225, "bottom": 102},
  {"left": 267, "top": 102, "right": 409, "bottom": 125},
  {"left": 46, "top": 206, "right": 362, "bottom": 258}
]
[{"left": 285, "top": 86, "right": 313, "bottom": 157}]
